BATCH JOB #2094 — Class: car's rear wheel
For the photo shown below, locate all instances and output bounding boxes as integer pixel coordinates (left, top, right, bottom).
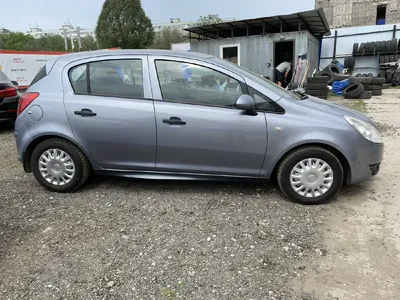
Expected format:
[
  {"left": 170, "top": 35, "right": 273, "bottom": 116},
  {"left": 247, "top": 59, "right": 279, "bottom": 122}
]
[
  {"left": 277, "top": 146, "right": 343, "bottom": 205},
  {"left": 31, "top": 138, "right": 90, "bottom": 192}
]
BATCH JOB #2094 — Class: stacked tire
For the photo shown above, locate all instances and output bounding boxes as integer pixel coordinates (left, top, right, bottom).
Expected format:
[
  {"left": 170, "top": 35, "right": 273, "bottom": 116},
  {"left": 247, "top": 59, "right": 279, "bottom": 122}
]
[
  {"left": 305, "top": 76, "right": 329, "bottom": 100},
  {"left": 353, "top": 38, "right": 398, "bottom": 56},
  {"left": 349, "top": 77, "right": 385, "bottom": 97}
]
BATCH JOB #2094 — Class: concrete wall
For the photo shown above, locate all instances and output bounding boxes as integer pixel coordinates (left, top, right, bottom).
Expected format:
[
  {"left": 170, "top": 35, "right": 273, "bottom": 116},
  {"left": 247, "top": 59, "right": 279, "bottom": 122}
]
[
  {"left": 316, "top": 0, "right": 400, "bottom": 28},
  {"left": 190, "top": 31, "right": 318, "bottom": 80}
]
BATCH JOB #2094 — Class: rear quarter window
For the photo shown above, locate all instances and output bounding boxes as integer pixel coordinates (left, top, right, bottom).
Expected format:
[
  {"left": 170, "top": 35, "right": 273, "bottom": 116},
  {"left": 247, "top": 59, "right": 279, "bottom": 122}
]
[{"left": 31, "top": 66, "right": 47, "bottom": 85}]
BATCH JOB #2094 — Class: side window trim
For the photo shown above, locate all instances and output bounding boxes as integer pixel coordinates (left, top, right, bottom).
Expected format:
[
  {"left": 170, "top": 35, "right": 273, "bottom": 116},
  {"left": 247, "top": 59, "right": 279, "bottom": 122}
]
[
  {"left": 64, "top": 55, "right": 152, "bottom": 100},
  {"left": 86, "top": 62, "right": 91, "bottom": 94},
  {"left": 246, "top": 85, "right": 285, "bottom": 114},
  {"left": 148, "top": 55, "right": 246, "bottom": 102}
]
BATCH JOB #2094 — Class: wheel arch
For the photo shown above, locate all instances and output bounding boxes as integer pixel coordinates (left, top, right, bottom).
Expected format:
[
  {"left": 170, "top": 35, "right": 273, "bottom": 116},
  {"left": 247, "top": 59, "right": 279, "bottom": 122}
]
[
  {"left": 271, "top": 142, "right": 351, "bottom": 185},
  {"left": 23, "top": 134, "right": 95, "bottom": 173}
]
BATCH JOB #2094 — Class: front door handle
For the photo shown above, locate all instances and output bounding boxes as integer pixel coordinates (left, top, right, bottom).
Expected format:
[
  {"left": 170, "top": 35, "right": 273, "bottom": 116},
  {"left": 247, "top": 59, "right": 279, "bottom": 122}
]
[
  {"left": 162, "top": 117, "right": 186, "bottom": 125},
  {"left": 74, "top": 109, "right": 97, "bottom": 117}
]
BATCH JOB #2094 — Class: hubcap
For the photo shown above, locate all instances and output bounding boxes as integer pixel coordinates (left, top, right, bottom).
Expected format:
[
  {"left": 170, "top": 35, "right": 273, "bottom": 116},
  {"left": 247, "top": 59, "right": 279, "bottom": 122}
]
[
  {"left": 38, "top": 149, "right": 75, "bottom": 186},
  {"left": 290, "top": 158, "right": 334, "bottom": 198}
]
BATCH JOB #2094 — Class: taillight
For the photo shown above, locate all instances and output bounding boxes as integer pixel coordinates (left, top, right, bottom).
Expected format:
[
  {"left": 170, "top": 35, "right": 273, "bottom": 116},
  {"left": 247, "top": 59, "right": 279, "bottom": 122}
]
[
  {"left": 0, "top": 87, "right": 17, "bottom": 98},
  {"left": 17, "top": 92, "right": 40, "bottom": 115}
]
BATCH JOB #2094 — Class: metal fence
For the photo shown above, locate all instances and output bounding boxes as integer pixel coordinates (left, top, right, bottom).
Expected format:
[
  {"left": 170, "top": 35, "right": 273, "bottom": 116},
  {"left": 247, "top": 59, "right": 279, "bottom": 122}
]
[{"left": 320, "top": 24, "right": 400, "bottom": 76}]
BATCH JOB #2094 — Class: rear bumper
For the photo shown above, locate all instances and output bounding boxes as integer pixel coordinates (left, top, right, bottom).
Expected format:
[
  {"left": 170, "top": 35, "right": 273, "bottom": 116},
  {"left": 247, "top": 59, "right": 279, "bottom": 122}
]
[{"left": 0, "top": 96, "right": 18, "bottom": 122}]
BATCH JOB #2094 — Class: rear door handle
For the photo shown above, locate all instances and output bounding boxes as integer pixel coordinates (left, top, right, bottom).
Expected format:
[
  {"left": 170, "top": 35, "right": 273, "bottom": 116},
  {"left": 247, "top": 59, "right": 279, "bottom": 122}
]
[
  {"left": 74, "top": 109, "right": 97, "bottom": 117},
  {"left": 162, "top": 117, "right": 186, "bottom": 125}
]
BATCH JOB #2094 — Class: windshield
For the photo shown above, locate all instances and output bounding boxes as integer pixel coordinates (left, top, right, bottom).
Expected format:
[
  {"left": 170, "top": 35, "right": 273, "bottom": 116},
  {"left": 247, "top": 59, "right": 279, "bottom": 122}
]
[{"left": 210, "top": 57, "right": 302, "bottom": 100}]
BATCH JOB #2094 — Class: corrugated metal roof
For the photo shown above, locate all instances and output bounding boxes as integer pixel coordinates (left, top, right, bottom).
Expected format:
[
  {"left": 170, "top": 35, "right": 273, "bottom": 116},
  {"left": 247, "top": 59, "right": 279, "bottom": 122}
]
[{"left": 184, "top": 8, "right": 331, "bottom": 39}]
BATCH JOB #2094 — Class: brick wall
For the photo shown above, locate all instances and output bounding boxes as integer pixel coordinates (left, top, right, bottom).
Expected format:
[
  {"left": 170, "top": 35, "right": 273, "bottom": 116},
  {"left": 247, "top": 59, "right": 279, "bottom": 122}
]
[{"left": 316, "top": 0, "right": 400, "bottom": 28}]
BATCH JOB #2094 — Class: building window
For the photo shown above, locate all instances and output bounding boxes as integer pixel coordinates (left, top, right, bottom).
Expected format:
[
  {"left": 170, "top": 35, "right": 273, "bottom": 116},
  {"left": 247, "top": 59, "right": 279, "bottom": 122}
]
[
  {"left": 219, "top": 44, "right": 241, "bottom": 66},
  {"left": 376, "top": 5, "right": 387, "bottom": 25}
]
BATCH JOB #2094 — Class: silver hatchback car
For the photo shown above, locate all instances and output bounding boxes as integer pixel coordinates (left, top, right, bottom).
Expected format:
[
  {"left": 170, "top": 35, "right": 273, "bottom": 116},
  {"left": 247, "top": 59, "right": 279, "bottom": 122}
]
[{"left": 15, "top": 50, "right": 383, "bottom": 204}]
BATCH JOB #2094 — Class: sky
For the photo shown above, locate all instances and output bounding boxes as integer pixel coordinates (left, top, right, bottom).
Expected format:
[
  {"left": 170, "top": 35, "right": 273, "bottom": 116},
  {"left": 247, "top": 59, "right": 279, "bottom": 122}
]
[{"left": 2, "top": 0, "right": 314, "bottom": 32}]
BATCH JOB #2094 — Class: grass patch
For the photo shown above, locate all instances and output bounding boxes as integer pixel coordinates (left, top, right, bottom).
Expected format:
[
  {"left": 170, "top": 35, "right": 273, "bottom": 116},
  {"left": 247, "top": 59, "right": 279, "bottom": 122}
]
[{"left": 346, "top": 100, "right": 367, "bottom": 113}]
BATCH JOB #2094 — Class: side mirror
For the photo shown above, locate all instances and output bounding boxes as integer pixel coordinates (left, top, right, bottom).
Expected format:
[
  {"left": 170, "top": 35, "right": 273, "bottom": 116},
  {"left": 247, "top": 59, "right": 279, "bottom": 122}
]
[
  {"left": 236, "top": 94, "right": 256, "bottom": 112},
  {"left": 11, "top": 81, "right": 19, "bottom": 86}
]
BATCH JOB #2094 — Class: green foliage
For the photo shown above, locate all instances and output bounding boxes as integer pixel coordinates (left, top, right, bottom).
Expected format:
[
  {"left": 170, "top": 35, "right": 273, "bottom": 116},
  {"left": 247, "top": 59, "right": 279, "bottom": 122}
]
[
  {"left": 197, "top": 14, "right": 223, "bottom": 26},
  {"left": 95, "top": 0, "right": 154, "bottom": 49},
  {"left": 81, "top": 36, "right": 99, "bottom": 51},
  {"left": 151, "top": 27, "right": 188, "bottom": 50},
  {"left": 0, "top": 30, "right": 66, "bottom": 52}
]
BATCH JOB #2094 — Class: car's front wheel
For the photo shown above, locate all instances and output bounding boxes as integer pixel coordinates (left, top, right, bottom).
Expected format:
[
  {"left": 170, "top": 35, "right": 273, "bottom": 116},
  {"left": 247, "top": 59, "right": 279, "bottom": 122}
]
[
  {"left": 277, "top": 146, "right": 344, "bottom": 205},
  {"left": 31, "top": 138, "right": 91, "bottom": 192}
]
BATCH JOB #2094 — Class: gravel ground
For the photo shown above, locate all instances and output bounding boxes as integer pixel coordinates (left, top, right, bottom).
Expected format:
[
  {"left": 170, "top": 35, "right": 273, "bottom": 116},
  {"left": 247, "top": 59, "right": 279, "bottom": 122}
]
[{"left": 0, "top": 122, "right": 323, "bottom": 300}]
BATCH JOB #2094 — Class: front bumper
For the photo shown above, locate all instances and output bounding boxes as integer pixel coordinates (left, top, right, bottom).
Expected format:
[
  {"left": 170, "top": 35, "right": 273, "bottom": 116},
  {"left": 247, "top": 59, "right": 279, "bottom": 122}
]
[{"left": 346, "top": 139, "right": 384, "bottom": 184}]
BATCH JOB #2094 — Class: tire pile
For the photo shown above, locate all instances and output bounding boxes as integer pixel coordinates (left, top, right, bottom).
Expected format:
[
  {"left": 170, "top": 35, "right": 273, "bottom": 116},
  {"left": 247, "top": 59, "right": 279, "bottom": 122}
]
[
  {"left": 353, "top": 38, "right": 399, "bottom": 57},
  {"left": 343, "top": 77, "right": 386, "bottom": 99},
  {"left": 305, "top": 76, "right": 329, "bottom": 99},
  {"left": 314, "top": 63, "right": 350, "bottom": 85}
]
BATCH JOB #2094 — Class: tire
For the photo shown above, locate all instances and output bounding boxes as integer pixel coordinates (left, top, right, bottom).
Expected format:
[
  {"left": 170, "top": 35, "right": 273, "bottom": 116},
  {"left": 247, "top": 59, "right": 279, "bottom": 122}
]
[
  {"left": 305, "top": 90, "right": 328, "bottom": 97},
  {"left": 308, "top": 76, "right": 330, "bottom": 83},
  {"left": 362, "top": 84, "right": 370, "bottom": 91},
  {"left": 349, "top": 57, "right": 356, "bottom": 68},
  {"left": 375, "top": 41, "right": 381, "bottom": 53},
  {"left": 349, "top": 77, "right": 372, "bottom": 84},
  {"left": 379, "top": 71, "right": 386, "bottom": 78},
  {"left": 31, "top": 138, "right": 91, "bottom": 192},
  {"left": 343, "top": 83, "right": 364, "bottom": 98},
  {"left": 386, "top": 40, "right": 391, "bottom": 53},
  {"left": 353, "top": 43, "right": 359, "bottom": 56},
  {"left": 344, "top": 57, "right": 350, "bottom": 68},
  {"left": 357, "top": 91, "right": 372, "bottom": 99},
  {"left": 358, "top": 43, "right": 366, "bottom": 55},
  {"left": 323, "top": 64, "right": 340, "bottom": 74},
  {"left": 391, "top": 38, "right": 397, "bottom": 52},
  {"left": 277, "top": 146, "right": 343, "bottom": 205},
  {"left": 382, "top": 83, "right": 390, "bottom": 89},
  {"left": 372, "top": 90, "right": 382, "bottom": 96},
  {"left": 390, "top": 55, "right": 395, "bottom": 62},
  {"left": 384, "top": 55, "right": 391, "bottom": 63},
  {"left": 355, "top": 73, "right": 362, "bottom": 77},
  {"left": 371, "top": 77, "right": 385, "bottom": 84},
  {"left": 369, "top": 84, "right": 382, "bottom": 90},
  {"left": 396, "top": 54, "right": 400, "bottom": 61},
  {"left": 305, "top": 83, "right": 328, "bottom": 90},
  {"left": 381, "top": 41, "right": 386, "bottom": 53},
  {"left": 379, "top": 55, "right": 385, "bottom": 64},
  {"left": 365, "top": 42, "right": 372, "bottom": 55},
  {"left": 367, "top": 73, "right": 374, "bottom": 78}
]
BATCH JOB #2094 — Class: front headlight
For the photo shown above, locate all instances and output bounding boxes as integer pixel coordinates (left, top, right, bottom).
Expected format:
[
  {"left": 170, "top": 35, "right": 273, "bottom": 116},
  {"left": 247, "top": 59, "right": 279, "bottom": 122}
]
[{"left": 344, "top": 115, "right": 383, "bottom": 144}]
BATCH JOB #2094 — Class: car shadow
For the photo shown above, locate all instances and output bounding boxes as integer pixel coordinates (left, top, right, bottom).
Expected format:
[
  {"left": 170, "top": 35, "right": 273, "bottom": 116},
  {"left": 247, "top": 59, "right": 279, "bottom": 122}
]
[
  {"left": 86, "top": 174, "right": 278, "bottom": 196},
  {"left": 0, "top": 122, "right": 14, "bottom": 133}
]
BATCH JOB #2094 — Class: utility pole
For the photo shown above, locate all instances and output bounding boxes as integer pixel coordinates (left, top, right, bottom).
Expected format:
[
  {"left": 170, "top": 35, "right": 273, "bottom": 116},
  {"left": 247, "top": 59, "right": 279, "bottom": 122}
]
[
  {"left": 62, "top": 26, "right": 68, "bottom": 51},
  {"left": 76, "top": 26, "right": 82, "bottom": 50},
  {"left": 69, "top": 25, "right": 75, "bottom": 51}
]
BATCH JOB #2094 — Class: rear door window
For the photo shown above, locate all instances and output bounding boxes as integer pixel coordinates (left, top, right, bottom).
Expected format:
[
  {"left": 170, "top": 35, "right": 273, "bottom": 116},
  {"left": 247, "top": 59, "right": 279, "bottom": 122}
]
[{"left": 68, "top": 59, "right": 144, "bottom": 99}]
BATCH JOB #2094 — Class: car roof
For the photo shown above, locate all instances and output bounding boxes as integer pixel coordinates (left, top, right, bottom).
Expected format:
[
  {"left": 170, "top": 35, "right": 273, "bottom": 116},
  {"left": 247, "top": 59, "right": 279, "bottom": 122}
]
[{"left": 55, "top": 49, "right": 215, "bottom": 65}]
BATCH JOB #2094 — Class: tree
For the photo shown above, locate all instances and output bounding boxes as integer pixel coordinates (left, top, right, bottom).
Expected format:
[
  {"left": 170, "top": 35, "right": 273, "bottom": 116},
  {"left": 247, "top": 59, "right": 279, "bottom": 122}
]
[
  {"left": 151, "top": 27, "right": 188, "bottom": 49},
  {"left": 28, "top": 35, "right": 65, "bottom": 52},
  {"left": 197, "top": 14, "right": 223, "bottom": 26},
  {"left": 95, "top": 0, "right": 154, "bottom": 49}
]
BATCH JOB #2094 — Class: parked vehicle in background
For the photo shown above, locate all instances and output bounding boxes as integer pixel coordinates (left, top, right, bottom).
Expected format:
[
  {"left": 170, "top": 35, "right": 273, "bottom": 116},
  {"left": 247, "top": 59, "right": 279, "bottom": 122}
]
[
  {"left": 0, "top": 70, "right": 19, "bottom": 125},
  {"left": 14, "top": 50, "right": 384, "bottom": 205}
]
